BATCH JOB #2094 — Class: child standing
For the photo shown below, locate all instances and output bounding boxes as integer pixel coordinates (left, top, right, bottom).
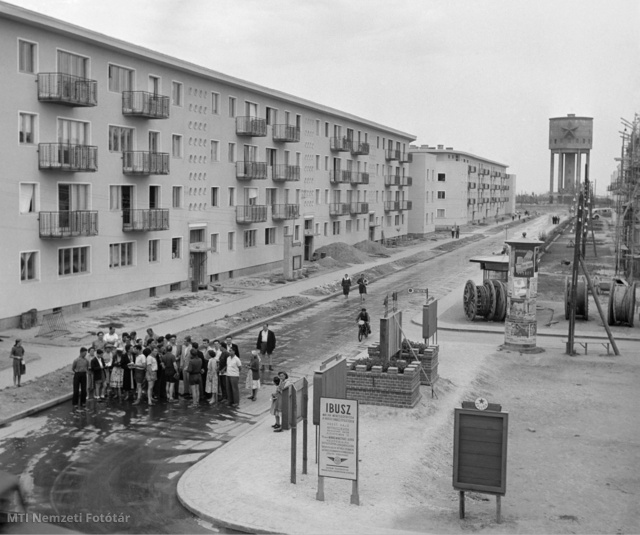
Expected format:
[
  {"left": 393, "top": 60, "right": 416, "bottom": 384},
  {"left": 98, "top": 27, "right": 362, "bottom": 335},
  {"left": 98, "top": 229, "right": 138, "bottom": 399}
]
[{"left": 270, "top": 376, "right": 281, "bottom": 430}]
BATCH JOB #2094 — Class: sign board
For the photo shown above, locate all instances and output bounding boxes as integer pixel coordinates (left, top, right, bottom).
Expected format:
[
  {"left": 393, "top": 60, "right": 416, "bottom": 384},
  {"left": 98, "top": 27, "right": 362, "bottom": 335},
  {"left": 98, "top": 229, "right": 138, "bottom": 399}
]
[
  {"left": 313, "top": 355, "right": 346, "bottom": 426},
  {"left": 318, "top": 397, "right": 358, "bottom": 481},
  {"left": 281, "top": 377, "right": 307, "bottom": 430},
  {"left": 422, "top": 299, "right": 438, "bottom": 340},
  {"left": 408, "top": 288, "right": 428, "bottom": 294},
  {"left": 513, "top": 247, "right": 537, "bottom": 278},
  {"left": 453, "top": 407, "right": 508, "bottom": 495}
]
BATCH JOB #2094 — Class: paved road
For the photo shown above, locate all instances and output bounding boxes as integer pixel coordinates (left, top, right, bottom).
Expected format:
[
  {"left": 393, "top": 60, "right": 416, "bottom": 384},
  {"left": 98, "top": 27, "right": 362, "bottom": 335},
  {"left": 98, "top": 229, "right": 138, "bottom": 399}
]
[{"left": 0, "top": 219, "right": 550, "bottom": 533}]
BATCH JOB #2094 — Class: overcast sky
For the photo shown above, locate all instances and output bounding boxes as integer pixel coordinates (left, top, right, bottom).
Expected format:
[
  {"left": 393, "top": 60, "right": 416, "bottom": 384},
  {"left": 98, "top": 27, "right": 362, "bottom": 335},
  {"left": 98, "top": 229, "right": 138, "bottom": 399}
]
[{"left": 8, "top": 0, "right": 640, "bottom": 195}]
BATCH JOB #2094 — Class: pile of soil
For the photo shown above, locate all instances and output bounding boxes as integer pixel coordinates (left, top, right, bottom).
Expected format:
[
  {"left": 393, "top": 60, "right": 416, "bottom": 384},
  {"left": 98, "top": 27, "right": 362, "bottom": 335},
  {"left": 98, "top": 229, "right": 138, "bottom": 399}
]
[
  {"left": 353, "top": 240, "right": 392, "bottom": 256},
  {"left": 314, "top": 242, "right": 372, "bottom": 264}
]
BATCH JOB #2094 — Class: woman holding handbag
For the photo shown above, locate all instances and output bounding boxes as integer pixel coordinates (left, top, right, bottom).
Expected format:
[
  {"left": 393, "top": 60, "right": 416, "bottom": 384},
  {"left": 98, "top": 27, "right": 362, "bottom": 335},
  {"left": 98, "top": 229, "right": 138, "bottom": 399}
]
[{"left": 10, "top": 339, "right": 25, "bottom": 387}]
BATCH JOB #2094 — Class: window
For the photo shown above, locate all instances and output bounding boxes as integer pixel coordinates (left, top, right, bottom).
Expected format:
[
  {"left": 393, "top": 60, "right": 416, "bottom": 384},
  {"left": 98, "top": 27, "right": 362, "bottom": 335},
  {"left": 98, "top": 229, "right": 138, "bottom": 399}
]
[
  {"left": 228, "top": 96, "right": 236, "bottom": 118},
  {"left": 209, "top": 140, "right": 219, "bottom": 163},
  {"left": 228, "top": 142, "right": 236, "bottom": 162},
  {"left": 227, "top": 231, "right": 235, "bottom": 251},
  {"left": 395, "top": 215, "right": 400, "bottom": 225},
  {"left": 108, "top": 64, "right": 133, "bottom": 92},
  {"left": 109, "top": 242, "right": 134, "bottom": 268},
  {"left": 315, "top": 189, "right": 320, "bottom": 204},
  {"left": 211, "top": 92, "right": 220, "bottom": 114},
  {"left": 266, "top": 107, "right": 277, "bottom": 125},
  {"left": 294, "top": 225, "right": 300, "bottom": 241},
  {"left": 171, "top": 237, "right": 182, "bottom": 259},
  {"left": 324, "top": 122, "right": 329, "bottom": 137},
  {"left": 316, "top": 119, "right": 320, "bottom": 136},
  {"left": 109, "top": 185, "right": 132, "bottom": 210},
  {"left": 324, "top": 222, "right": 328, "bottom": 236},
  {"left": 244, "top": 229, "right": 257, "bottom": 248},
  {"left": 149, "top": 240, "right": 159, "bottom": 262},
  {"left": 332, "top": 222, "right": 340, "bottom": 235},
  {"left": 266, "top": 188, "right": 277, "bottom": 206},
  {"left": 171, "top": 81, "right": 183, "bottom": 106},
  {"left": 19, "top": 183, "right": 37, "bottom": 213},
  {"left": 228, "top": 187, "right": 236, "bottom": 207},
  {"left": 315, "top": 155, "right": 320, "bottom": 170},
  {"left": 58, "top": 246, "right": 89, "bottom": 276},
  {"left": 324, "top": 190, "right": 329, "bottom": 204},
  {"left": 172, "top": 186, "right": 182, "bottom": 208},
  {"left": 210, "top": 233, "right": 219, "bottom": 253},
  {"left": 20, "top": 251, "right": 38, "bottom": 282},
  {"left": 438, "top": 173, "right": 446, "bottom": 182},
  {"left": 265, "top": 227, "right": 276, "bottom": 245},
  {"left": 18, "top": 40, "right": 36, "bottom": 73},
  {"left": 172, "top": 135, "right": 183, "bottom": 158},
  {"left": 346, "top": 220, "right": 352, "bottom": 233},
  {"left": 437, "top": 209, "right": 445, "bottom": 218},
  {"left": 19, "top": 113, "right": 36, "bottom": 144},
  {"left": 437, "top": 191, "right": 446, "bottom": 199},
  {"left": 149, "top": 185, "right": 159, "bottom": 209},
  {"left": 211, "top": 187, "right": 219, "bottom": 206},
  {"left": 108, "top": 126, "right": 133, "bottom": 152}
]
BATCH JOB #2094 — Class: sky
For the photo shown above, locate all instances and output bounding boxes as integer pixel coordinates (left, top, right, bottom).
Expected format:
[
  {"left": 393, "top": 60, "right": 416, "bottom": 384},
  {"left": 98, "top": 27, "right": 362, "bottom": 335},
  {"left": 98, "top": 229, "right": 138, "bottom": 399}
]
[{"left": 7, "top": 0, "right": 640, "bottom": 196}]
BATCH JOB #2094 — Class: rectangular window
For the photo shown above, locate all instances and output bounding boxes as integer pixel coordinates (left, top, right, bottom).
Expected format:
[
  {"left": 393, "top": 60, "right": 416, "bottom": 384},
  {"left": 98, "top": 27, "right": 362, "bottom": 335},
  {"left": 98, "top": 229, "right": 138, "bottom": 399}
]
[
  {"left": 211, "top": 92, "right": 220, "bottom": 114},
  {"left": 18, "top": 39, "right": 37, "bottom": 73},
  {"left": 108, "top": 125, "right": 133, "bottom": 152},
  {"left": 172, "top": 135, "right": 183, "bottom": 158},
  {"left": 58, "top": 246, "right": 89, "bottom": 276},
  {"left": 108, "top": 64, "right": 133, "bottom": 92},
  {"left": 244, "top": 229, "right": 257, "bottom": 248},
  {"left": 171, "top": 237, "right": 182, "bottom": 259},
  {"left": 210, "top": 140, "right": 219, "bottom": 162},
  {"left": 19, "top": 183, "right": 37, "bottom": 213},
  {"left": 324, "top": 222, "right": 328, "bottom": 236},
  {"left": 395, "top": 215, "right": 400, "bottom": 225},
  {"left": 228, "top": 231, "right": 235, "bottom": 251},
  {"left": 324, "top": 122, "right": 329, "bottom": 137},
  {"left": 148, "top": 240, "right": 159, "bottom": 262},
  {"left": 332, "top": 222, "right": 340, "bottom": 235},
  {"left": 437, "top": 191, "right": 446, "bottom": 199},
  {"left": 228, "top": 187, "right": 236, "bottom": 206},
  {"left": 315, "top": 189, "right": 320, "bottom": 204},
  {"left": 171, "top": 81, "right": 183, "bottom": 106},
  {"left": 20, "top": 251, "right": 38, "bottom": 282},
  {"left": 315, "top": 119, "right": 320, "bottom": 136},
  {"left": 109, "top": 242, "right": 134, "bottom": 268},
  {"left": 211, "top": 187, "right": 219, "bottom": 207},
  {"left": 346, "top": 220, "right": 352, "bottom": 233},
  {"left": 294, "top": 225, "right": 300, "bottom": 241},
  {"left": 265, "top": 227, "right": 276, "bottom": 245},
  {"left": 19, "top": 113, "right": 36, "bottom": 144},
  {"left": 325, "top": 189, "right": 329, "bottom": 204},
  {"left": 210, "top": 233, "right": 219, "bottom": 253},
  {"left": 228, "top": 142, "right": 236, "bottom": 162},
  {"left": 228, "top": 96, "right": 236, "bottom": 118},
  {"left": 172, "top": 186, "right": 182, "bottom": 208},
  {"left": 266, "top": 188, "right": 277, "bottom": 206},
  {"left": 438, "top": 173, "right": 446, "bottom": 181},
  {"left": 266, "top": 107, "right": 277, "bottom": 125},
  {"left": 437, "top": 209, "right": 445, "bottom": 218}
]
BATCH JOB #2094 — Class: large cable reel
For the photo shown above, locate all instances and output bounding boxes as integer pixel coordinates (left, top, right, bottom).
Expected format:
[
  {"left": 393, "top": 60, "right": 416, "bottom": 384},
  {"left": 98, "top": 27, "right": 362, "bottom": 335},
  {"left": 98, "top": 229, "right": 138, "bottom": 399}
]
[
  {"left": 608, "top": 279, "right": 636, "bottom": 327},
  {"left": 564, "top": 276, "right": 589, "bottom": 320},
  {"left": 463, "top": 279, "right": 507, "bottom": 322}
]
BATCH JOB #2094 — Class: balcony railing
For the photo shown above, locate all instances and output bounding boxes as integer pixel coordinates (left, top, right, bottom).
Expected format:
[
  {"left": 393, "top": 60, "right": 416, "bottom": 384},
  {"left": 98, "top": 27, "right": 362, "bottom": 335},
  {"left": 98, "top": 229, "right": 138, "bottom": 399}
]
[
  {"left": 349, "top": 202, "right": 369, "bottom": 215},
  {"left": 399, "top": 176, "right": 413, "bottom": 187},
  {"left": 350, "top": 172, "right": 370, "bottom": 185},
  {"left": 236, "top": 161, "right": 268, "bottom": 180},
  {"left": 330, "top": 137, "right": 352, "bottom": 152},
  {"left": 122, "top": 151, "right": 170, "bottom": 175},
  {"left": 384, "top": 201, "right": 399, "bottom": 212},
  {"left": 236, "top": 116, "right": 267, "bottom": 137},
  {"left": 330, "top": 170, "right": 351, "bottom": 184},
  {"left": 399, "top": 152, "right": 413, "bottom": 163},
  {"left": 122, "top": 209, "right": 169, "bottom": 232},
  {"left": 384, "top": 175, "right": 401, "bottom": 187},
  {"left": 39, "top": 211, "right": 98, "bottom": 238},
  {"left": 38, "top": 143, "right": 98, "bottom": 172},
  {"left": 272, "top": 164, "right": 300, "bottom": 182},
  {"left": 272, "top": 204, "right": 300, "bottom": 221},
  {"left": 122, "top": 91, "right": 170, "bottom": 119},
  {"left": 329, "top": 203, "right": 350, "bottom": 216},
  {"left": 399, "top": 200, "right": 413, "bottom": 211},
  {"left": 236, "top": 205, "right": 268, "bottom": 224},
  {"left": 272, "top": 124, "right": 300, "bottom": 143},
  {"left": 385, "top": 149, "right": 400, "bottom": 161},
  {"left": 351, "top": 141, "right": 370, "bottom": 156},
  {"left": 37, "top": 73, "right": 97, "bottom": 106}
]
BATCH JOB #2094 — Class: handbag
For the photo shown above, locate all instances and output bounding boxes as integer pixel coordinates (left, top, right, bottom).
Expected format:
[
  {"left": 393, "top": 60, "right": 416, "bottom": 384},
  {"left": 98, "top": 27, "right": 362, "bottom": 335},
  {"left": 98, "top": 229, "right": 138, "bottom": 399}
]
[{"left": 20, "top": 361, "right": 26, "bottom": 375}]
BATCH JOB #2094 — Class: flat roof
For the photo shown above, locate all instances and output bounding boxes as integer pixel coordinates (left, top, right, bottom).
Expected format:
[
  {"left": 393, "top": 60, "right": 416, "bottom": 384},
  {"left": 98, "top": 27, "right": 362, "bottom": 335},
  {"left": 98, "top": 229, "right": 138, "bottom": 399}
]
[{"left": 409, "top": 146, "right": 509, "bottom": 168}]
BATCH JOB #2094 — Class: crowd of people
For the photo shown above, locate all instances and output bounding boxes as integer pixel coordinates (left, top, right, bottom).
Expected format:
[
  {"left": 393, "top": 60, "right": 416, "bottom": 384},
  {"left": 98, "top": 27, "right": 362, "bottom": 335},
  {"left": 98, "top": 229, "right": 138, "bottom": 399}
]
[{"left": 70, "top": 323, "right": 287, "bottom": 421}]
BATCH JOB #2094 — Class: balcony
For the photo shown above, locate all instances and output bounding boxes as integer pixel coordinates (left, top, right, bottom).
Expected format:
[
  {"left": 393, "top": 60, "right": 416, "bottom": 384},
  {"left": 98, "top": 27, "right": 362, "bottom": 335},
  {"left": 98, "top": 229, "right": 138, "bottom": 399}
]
[
  {"left": 349, "top": 202, "right": 369, "bottom": 215},
  {"left": 236, "top": 116, "right": 267, "bottom": 137},
  {"left": 385, "top": 149, "right": 400, "bottom": 161},
  {"left": 39, "top": 143, "right": 98, "bottom": 172},
  {"left": 399, "top": 176, "right": 413, "bottom": 187},
  {"left": 272, "top": 204, "right": 300, "bottom": 221},
  {"left": 123, "top": 151, "right": 170, "bottom": 175},
  {"left": 236, "top": 161, "right": 268, "bottom": 180},
  {"left": 350, "top": 172, "right": 370, "bottom": 186},
  {"left": 236, "top": 205, "right": 268, "bottom": 224},
  {"left": 272, "top": 164, "right": 300, "bottom": 182},
  {"left": 122, "top": 209, "right": 169, "bottom": 232},
  {"left": 329, "top": 203, "right": 349, "bottom": 216},
  {"left": 37, "top": 73, "right": 97, "bottom": 107},
  {"left": 330, "top": 170, "right": 351, "bottom": 184},
  {"left": 330, "top": 137, "right": 352, "bottom": 152},
  {"left": 351, "top": 141, "right": 370, "bottom": 156},
  {"left": 399, "top": 152, "right": 413, "bottom": 163},
  {"left": 122, "top": 91, "right": 170, "bottom": 119},
  {"left": 272, "top": 125, "right": 300, "bottom": 143},
  {"left": 384, "top": 175, "right": 401, "bottom": 187},
  {"left": 39, "top": 211, "right": 98, "bottom": 238},
  {"left": 399, "top": 200, "right": 413, "bottom": 211},
  {"left": 384, "top": 201, "right": 399, "bottom": 212}
]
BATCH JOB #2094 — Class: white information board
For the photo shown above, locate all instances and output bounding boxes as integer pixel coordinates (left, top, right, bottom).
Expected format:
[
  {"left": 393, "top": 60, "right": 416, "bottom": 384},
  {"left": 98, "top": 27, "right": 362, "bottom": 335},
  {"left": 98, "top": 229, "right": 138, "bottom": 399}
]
[{"left": 318, "top": 397, "right": 358, "bottom": 481}]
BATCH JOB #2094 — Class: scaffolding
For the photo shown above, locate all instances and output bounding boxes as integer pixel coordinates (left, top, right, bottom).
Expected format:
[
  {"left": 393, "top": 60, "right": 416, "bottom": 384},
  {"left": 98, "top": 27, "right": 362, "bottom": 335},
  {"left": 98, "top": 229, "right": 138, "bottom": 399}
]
[{"left": 612, "top": 115, "right": 640, "bottom": 280}]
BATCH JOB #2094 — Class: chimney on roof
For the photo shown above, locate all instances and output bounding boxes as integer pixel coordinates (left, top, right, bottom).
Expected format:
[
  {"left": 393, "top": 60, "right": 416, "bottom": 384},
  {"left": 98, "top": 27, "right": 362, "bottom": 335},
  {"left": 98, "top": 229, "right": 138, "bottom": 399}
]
[
  {"left": 568, "top": 113, "right": 575, "bottom": 117},
  {"left": 437, "top": 145, "right": 444, "bottom": 149}
]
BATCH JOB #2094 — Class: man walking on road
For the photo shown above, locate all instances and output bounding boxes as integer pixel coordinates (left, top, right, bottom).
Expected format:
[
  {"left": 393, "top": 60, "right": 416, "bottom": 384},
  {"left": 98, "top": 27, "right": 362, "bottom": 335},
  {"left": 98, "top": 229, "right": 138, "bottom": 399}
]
[
  {"left": 256, "top": 323, "right": 277, "bottom": 371},
  {"left": 71, "top": 347, "right": 90, "bottom": 410}
]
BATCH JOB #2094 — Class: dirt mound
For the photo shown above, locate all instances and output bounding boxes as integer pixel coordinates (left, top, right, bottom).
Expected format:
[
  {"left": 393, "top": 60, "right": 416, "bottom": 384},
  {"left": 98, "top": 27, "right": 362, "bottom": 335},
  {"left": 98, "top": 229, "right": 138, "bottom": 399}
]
[
  {"left": 354, "top": 240, "right": 392, "bottom": 256},
  {"left": 314, "top": 242, "right": 371, "bottom": 265}
]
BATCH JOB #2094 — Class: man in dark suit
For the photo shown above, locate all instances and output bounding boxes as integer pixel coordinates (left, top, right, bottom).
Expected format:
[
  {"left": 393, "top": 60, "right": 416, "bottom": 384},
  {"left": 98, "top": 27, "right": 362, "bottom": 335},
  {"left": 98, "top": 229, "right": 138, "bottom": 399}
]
[
  {"left": 222, "top": 336, "right": 240, "bottom": 359},
  {"left": 256, "top": 323, "right": 277, "bottom": 371}
]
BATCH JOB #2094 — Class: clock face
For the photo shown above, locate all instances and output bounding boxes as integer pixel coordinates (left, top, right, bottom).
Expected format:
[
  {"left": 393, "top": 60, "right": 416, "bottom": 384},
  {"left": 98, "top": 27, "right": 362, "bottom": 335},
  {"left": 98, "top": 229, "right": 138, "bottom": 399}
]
[{"left": 475, "top": 397, "right": 489, "bottom": 411}]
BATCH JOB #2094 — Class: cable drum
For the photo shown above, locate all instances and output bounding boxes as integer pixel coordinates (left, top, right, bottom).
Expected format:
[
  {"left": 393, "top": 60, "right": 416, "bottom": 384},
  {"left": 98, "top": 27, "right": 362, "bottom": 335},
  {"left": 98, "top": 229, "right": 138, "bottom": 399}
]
[
  {"left": 564, "top": 276, "right": 589, "bottom": 320},
  {"left": 463, "top": 279, "right": 507, "bottom": 322},
  {"left": 608, "top": 279, "right": 636, "bottom": 327}
]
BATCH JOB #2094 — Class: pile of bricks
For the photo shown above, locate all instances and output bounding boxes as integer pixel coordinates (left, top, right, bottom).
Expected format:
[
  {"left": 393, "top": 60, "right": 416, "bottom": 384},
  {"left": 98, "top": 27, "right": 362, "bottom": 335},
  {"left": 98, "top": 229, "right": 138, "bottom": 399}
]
[{"left": 400, "top": 345, "right": 439, "bottom": 386}]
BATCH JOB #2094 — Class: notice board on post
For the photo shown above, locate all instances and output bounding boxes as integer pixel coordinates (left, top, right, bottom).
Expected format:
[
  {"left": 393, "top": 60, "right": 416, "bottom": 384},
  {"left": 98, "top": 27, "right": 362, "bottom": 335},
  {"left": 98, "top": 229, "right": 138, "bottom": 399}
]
[
  {"left": 422, "top": 298, "right": 438, "bottom": 340},
  {"left": 453, "top": 406, "right": 508, "bottom": 495}
]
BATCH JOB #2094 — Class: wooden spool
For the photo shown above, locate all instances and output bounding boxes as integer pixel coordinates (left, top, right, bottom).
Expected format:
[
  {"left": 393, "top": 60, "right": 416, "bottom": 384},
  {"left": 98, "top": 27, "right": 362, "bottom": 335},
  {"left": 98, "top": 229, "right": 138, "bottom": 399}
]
[
  {"left": 463, "top": 279, "right": 507, "bottom": 322},
  {"left": 608, "top": 279, "right": 636, "bottom": 327}
]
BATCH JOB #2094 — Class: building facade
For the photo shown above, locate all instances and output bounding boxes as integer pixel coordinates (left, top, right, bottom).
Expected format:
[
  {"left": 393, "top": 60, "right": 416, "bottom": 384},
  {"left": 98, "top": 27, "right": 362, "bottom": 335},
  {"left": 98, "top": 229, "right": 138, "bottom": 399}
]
[
  {"left": 0, "top": 2, "right": 417, "bottom": 328},
  {"left": 408, "top": 145, "right": 516, "bottom": 233}
]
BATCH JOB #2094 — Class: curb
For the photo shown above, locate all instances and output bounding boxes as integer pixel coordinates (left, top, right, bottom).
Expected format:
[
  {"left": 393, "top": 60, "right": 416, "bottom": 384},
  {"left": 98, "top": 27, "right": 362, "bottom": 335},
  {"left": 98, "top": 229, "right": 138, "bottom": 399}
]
[{"left": 0, "top": 393, "right": 72, "bottom": 427}]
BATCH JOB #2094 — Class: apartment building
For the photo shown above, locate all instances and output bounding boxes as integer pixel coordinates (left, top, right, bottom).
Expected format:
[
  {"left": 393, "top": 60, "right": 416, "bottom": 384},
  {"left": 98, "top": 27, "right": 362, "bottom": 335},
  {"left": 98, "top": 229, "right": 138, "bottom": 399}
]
[
  {"left": 0, "top": 2, "right": 416, "bottom": 328},
  {"left": 408, "top": 145, "right": 516, "bottom": 232}
]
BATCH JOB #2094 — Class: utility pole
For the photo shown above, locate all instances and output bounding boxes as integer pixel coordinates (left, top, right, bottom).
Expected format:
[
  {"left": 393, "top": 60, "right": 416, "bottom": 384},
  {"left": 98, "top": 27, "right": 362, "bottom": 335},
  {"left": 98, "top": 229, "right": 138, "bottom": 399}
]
[{"left": 566, "top": 182, "right": 586, "bottom": 355}]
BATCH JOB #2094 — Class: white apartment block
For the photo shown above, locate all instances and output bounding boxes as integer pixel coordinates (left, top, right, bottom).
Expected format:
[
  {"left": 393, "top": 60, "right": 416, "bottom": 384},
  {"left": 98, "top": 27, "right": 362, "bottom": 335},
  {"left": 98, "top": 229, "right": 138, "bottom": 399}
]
[
  {"left": 408, "top": 145, "right": 516, "bottom": 233},
  {"left": 0, "top": 2, "right": 417, "bottom": 328}
]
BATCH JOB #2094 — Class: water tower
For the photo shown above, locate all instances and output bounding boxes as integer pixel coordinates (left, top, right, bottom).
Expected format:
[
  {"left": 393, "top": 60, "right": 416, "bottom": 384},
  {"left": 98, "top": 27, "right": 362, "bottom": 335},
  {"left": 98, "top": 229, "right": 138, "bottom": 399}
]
[{"left": 549, "top": 114, "right": 593, "bottom": 204}]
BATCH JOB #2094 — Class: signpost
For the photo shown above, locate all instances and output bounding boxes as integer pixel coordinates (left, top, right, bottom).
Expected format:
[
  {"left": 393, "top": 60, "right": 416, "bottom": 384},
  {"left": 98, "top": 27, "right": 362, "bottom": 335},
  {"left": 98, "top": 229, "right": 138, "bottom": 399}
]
[
  {"left": 316, "top": 397, "right": 359, "bottom": 505},
  {"left": 282, "top": 377, "right": 308, "bottom": 484}
]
